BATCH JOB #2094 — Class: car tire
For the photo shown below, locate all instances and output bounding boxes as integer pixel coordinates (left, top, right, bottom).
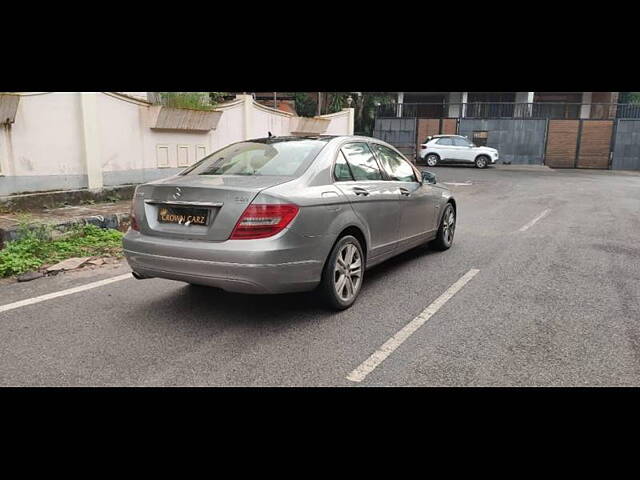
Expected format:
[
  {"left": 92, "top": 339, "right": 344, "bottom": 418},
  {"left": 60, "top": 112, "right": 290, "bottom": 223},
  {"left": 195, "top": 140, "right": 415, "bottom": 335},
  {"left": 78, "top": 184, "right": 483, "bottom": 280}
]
[
  {"left": 319, "top": 235, "right": 365, "bottom": 310},
  {"left": 429, "top": 204, "right": 456, "bottom": 251},
  {"left": 426, "top": 154, "right": 440, "bottom": 167},
  {"left": 475, "top": 155, "right": 489, "bottom": 169}
]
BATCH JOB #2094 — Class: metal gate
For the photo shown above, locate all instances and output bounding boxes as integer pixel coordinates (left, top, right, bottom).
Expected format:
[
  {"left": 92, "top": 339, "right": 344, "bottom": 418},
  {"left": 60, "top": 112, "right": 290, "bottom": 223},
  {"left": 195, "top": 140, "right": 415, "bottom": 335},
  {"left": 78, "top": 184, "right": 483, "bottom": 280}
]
[
  {"left": 459, "top": 119, "right": 547, "bottom": 164},
  {"left": 545, "top": 120, "right": 613, "bottom": 169},
  {"left": 544, "top": 120, "right": 580, "bottom": 168},
  {"left": 417, "top": 119, "right": 441, "bottom": 143},
  {"left": 576, "top": 120, "right": 614, "bottom": 169},
  {"left": 416, "top": 118, "right": 458, "bottom": 151},
  {"left": 373, "top": 118, "right": 417, "bottom": 160},
  {"left": 611, "top": 119, "right": 640, "bottom": 170}
]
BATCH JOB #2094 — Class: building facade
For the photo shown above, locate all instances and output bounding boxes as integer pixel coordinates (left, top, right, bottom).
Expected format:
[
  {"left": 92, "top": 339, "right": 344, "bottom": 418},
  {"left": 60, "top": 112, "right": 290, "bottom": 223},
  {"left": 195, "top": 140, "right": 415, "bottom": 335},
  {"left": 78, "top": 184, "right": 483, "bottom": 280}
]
[
  {"left": 390, "top": 92, "right": 621, "bottom": 120},
  {"left": 0, "top": 93, "right": 354, "bottom": 196},
  {"left": 374, "top": 92, "right": 640, "bottom": 170}
]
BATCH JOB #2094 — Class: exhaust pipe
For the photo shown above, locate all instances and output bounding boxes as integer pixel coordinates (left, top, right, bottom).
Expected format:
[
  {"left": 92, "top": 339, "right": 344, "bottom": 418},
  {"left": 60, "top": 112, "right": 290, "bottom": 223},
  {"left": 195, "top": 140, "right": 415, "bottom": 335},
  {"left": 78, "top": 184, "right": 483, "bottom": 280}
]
[{"left": 131, "top": 271, "right": 148, "bottom": 280}]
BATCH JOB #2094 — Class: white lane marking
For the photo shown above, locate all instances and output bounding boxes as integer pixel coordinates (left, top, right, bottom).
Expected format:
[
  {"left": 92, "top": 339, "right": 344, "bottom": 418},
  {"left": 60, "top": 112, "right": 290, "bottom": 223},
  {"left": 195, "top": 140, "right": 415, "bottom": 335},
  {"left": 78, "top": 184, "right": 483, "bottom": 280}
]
[
  {"left": 518, "top": 209, "right": 551, "bottom": 232},
  {"left": 443, "top": 182, "right": 472, "bottom": 186},
  {"left": 346, "top": 268, "right": 480, "bottom": 383},
  {"left": 0, "top": 273, "right": 132, "bottom": 314}
]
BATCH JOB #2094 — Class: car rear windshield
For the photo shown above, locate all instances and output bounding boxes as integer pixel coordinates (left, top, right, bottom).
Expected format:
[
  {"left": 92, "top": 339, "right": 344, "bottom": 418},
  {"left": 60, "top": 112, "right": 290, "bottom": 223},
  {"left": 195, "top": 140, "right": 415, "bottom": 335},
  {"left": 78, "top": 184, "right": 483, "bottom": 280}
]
[{"left": 181, "top": 138, "right": 329, "bottom": 177}]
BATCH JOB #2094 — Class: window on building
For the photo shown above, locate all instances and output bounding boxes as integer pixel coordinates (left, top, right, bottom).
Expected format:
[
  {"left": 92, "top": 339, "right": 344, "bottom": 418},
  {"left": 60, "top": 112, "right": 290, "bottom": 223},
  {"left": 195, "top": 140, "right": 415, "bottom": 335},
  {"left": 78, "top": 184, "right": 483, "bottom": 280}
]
[{"left": 472, "top": 131, "right": 488, "bottom": 147}]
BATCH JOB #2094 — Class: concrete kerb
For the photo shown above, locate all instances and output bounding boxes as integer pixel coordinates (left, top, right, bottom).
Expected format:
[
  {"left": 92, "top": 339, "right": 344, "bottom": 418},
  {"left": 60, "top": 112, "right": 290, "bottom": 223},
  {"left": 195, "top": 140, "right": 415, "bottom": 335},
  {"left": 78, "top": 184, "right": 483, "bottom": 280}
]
[
  {"left": 0, "top": 212, "right": 131, "bottom": 248},
  {"left": 0, "top": 185, "right": 136, "bottom": 213}
]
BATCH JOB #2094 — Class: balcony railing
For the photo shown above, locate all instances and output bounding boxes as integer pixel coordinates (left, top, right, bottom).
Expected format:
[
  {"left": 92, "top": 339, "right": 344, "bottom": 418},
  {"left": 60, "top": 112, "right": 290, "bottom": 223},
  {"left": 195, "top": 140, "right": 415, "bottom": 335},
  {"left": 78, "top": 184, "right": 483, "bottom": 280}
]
[{"left": 375, "top": 102, "right": 640, "bottom": 120}]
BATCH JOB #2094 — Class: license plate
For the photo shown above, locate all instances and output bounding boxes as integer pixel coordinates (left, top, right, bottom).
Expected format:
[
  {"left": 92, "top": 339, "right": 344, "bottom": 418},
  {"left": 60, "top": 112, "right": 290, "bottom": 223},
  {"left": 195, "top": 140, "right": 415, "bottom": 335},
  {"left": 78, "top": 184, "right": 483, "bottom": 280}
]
[{"left": 157, "top": 206, "right": 209, "bottom": 226}]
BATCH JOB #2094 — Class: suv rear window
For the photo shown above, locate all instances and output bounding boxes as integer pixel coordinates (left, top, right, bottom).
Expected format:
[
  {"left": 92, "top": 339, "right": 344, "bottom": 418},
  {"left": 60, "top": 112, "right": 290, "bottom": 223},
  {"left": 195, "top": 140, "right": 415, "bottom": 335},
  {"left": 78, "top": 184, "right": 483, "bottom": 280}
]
[
  {"left": 436, "top": 138, "right": 453, "bottom": 146},
  {"left": 182, "top": 139, "right": 328, "bottom": 177}
]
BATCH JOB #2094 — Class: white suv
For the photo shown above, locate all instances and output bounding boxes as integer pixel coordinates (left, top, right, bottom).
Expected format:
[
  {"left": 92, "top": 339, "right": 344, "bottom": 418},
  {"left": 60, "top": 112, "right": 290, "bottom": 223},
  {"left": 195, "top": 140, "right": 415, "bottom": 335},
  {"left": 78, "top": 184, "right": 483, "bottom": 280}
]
[{"left": 418, "top": 135, "right": 499, "bottom": 169}]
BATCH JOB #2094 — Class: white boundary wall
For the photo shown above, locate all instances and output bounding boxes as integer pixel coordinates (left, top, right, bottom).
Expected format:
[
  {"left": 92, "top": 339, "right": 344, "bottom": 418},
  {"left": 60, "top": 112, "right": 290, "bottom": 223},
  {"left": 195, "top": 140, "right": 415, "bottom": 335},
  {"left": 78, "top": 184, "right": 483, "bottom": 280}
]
[{"left": 0, "top": 93, "right": 353, "bottom": 196}]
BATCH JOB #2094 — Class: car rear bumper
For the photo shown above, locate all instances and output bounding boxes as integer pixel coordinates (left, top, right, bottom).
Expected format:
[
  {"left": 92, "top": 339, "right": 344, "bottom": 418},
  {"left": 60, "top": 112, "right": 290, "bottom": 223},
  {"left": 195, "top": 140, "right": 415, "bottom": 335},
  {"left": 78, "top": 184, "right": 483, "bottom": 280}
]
[{"left": 123, "top": 230, "right": 326, "bottom": 294}]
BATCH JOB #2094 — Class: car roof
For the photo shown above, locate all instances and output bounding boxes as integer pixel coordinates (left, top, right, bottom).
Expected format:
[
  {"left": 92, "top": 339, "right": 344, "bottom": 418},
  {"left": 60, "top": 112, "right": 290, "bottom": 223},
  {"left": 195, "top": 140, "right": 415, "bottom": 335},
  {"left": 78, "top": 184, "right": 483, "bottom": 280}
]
[
  {"left": 244, "top": 135, "right": 338, "bottom": 143},
  {"left": 243, "top": 135, "right": 402, "bottom": 152},
  {"left": 246, "top": 135, "right": 388, "bottom": 143}
]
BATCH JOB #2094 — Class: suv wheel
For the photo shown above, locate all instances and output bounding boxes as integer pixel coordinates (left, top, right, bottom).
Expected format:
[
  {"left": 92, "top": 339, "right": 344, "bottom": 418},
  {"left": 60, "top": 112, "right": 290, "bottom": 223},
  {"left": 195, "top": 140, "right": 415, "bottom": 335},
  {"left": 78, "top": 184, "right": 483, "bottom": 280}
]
[
  {"left": 319, "top": 235, "right": 364, "bottom": 310},
  {"left": 475, "top": 155, "right": 489, "bottom": 169},
  {"left": 426, "top": 154, "right": 439, "bottom": 167}
]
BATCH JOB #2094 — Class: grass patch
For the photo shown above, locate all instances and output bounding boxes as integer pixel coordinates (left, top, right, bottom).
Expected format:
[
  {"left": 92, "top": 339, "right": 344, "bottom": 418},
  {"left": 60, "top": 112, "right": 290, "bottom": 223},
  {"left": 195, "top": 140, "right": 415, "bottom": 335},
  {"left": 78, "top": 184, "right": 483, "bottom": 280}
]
[
  {"left": 0, "top": 224, "right": 123, "bottom": 277},
  {"left": 157, "top": 92, "right": 216, "bottom": 110}
]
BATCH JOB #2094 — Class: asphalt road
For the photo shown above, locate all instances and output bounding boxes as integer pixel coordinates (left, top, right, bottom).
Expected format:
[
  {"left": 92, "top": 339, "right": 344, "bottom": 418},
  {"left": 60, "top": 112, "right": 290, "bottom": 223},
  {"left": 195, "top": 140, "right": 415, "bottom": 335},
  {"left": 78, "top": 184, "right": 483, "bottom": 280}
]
[{"left": 1, "top": 165, "right": 639, "bottom": 386}]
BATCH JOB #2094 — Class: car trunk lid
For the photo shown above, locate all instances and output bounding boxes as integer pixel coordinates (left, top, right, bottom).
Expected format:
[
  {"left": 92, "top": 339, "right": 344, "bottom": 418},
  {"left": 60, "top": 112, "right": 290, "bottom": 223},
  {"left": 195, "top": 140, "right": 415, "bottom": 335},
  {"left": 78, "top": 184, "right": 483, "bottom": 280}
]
[{"left": 137, "top": 174, "right": 293, "bottom": 241}]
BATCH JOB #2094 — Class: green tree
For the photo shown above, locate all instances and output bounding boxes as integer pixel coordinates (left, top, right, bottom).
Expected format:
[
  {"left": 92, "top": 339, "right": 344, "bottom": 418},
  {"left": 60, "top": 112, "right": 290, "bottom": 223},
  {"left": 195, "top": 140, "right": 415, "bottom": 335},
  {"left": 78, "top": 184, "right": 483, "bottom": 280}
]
[
  {"left": 291, "top": 92, "right": 397, "bottom": 136},
  {"left": 294, "top": 92, "right": 317, "bottom": 117},
  {"left": 628, "top": 92, "right": 640, "bottom": 103},
  {"left": 351, "top": 92, "right": 396, "bottom": 135},
  {"left": 209, "top": 92, "right": 227, "bottom": 104}
]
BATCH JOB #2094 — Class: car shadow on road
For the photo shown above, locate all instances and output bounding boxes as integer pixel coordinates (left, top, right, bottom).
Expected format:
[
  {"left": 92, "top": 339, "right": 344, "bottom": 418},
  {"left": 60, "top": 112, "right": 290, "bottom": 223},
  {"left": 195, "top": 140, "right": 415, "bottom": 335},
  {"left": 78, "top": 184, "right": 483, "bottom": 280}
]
[
  {"left": 126, "top": 244, "right": 441, "bottom": 331},
  {"left": 362, "top": 244, "right": 439, "bottom": 288}
]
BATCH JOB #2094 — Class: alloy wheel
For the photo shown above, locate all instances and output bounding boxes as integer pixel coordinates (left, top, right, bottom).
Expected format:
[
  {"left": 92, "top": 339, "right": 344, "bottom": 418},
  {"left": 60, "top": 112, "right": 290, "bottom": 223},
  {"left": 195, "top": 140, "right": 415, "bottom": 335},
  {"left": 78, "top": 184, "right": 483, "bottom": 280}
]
[
  {"left": 442, "top": 207, "right": 456, "bottom": 245},
  {"left": 334, "top": 243, "right": 362, "bottom": 302},
  {"left": 427, "top": 155, "right": 438, "bottom": 167}
]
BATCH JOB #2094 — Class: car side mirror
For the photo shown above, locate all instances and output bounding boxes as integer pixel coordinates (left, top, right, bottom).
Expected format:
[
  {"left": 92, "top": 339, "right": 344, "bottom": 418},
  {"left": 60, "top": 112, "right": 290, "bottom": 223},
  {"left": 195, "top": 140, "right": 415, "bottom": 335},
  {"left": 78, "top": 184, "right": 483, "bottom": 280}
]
[{"left": 421, "top": 171, "right": 437, "bottom": 184}]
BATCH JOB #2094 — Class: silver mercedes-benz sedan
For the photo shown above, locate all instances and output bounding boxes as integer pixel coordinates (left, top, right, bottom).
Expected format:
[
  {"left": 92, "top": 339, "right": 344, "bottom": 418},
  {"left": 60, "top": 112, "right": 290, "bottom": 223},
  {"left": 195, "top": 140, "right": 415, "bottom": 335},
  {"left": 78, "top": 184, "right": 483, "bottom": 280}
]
[{"left": 123, "top": 135, "right": 457, "bottom": 309}]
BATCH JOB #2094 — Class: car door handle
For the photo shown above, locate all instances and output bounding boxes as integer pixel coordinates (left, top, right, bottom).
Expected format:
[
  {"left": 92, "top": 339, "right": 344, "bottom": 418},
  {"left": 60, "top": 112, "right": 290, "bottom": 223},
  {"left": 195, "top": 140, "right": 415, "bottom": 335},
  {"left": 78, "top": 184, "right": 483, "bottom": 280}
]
[
  {"left": 352, "top": 187, "right": 370, "bottom": 196},
  {"left": 399, "top": 188, "right": 411, "bottom": 196}
]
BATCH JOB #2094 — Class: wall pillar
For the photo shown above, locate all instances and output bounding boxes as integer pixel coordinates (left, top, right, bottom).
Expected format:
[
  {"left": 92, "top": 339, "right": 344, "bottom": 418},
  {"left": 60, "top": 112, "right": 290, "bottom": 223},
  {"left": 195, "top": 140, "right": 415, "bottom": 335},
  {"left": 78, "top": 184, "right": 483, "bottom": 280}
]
[
  {"left": 237, "top": 94, "right": 253, "bottom": 140},
  {"left": 514, "top": 92, "right": 534, "bottom": 103},
  {"left": 514, "top": 92, "right": 535, "bottom": 117},
  {"left": 79, "top": 92, "right": 103, "bottom": 189},
  {"left": 397, "top": 92, "right": 404, "bottom": 118},
  {"left": 346, "top": 107, "right": 355, "bottom": 135},
  {"left": 461, "top": 91, "right": 468, "bottom": 118},
  {"left": 448, "top": 92, "right": 463, "bottom": 117},
  {"left": 580, "top": 92, "right": 592, "bottom": 119},
  {"left": 0, "top": 125, "right": 12, "bottom": 176}
]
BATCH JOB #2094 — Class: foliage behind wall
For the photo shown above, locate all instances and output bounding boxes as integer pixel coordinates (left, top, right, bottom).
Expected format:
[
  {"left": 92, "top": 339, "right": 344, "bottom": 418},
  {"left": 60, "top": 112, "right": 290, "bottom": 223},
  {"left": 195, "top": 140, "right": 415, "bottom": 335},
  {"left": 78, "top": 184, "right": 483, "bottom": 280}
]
[
  {"left": 154, "top": 92, "right": 227, "bottom": 110},
  {"left": 292, "top": 92, "right": 397, "bottom": 135}
]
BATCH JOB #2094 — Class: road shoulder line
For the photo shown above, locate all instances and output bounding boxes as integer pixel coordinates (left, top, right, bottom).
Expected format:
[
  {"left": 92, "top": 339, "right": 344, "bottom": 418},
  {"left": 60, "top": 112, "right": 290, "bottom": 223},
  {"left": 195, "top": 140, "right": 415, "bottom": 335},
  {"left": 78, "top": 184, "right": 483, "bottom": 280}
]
[
  {"left": 346, "top": 268, "right": 480, "bottom": 383},
  {"left": 518, "top": 209, "right": 551, "bottom": 232},
  {"left": 0, "top": 273, "right": 133, "bottom": 314}
]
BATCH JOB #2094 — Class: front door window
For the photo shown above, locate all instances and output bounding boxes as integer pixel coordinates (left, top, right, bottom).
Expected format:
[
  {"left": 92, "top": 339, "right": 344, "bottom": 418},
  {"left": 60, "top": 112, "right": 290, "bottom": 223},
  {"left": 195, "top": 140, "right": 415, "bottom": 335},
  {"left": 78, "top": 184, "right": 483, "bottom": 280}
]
[{"left": 370, "top": 144, "right": 417, "bottom": 182}]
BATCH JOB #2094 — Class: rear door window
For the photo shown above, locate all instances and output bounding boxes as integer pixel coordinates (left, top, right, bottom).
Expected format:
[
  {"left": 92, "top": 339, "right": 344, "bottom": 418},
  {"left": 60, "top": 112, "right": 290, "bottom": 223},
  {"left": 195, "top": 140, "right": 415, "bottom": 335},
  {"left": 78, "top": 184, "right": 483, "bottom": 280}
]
[
  {"left": 334, "top": 151, "right": 355, "bottom": 181},
  {"left": 452, "top": 137, "right": 472, "bottom": 147},
  {"left": 341, "top": 143, "right": 383, "bottom": 181},
  {"left": 436, "top": 138, "right": 453, "bottom": 146}
]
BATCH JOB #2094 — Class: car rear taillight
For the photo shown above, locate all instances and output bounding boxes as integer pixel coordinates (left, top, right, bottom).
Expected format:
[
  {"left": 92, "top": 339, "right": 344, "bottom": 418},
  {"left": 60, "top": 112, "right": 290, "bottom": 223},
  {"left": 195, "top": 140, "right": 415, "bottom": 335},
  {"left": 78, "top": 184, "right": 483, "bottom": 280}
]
[
  {"left": 130, "top": 201, "right": 140, "bottom": 231},
  {"left": 230, "top": 204, "right": 299, "bottom": 240},
  {"left": 421, "top": 144, "right": 427, "bottom": 149}
]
